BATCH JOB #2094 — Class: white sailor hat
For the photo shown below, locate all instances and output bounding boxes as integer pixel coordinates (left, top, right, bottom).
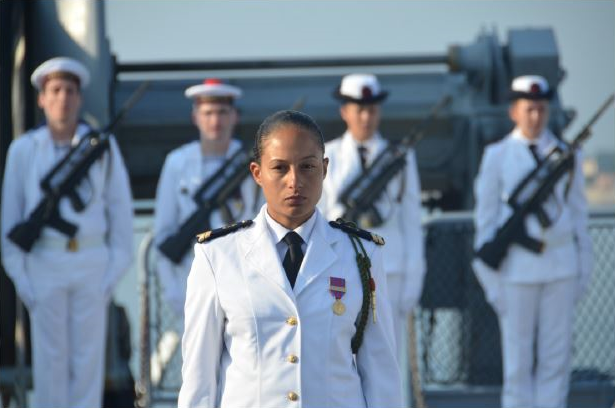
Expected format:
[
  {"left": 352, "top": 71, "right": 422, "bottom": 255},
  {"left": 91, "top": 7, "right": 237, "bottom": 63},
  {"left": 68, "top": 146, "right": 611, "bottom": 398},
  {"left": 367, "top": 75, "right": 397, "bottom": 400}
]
[
  {"left": 333, "top": 73, "right": 388, "bottom": 104},
  {"left": 184, "top": 78, "right": 242, "bottom": 101},
  {"left": 30, "top": 57, "right": 90, "bottom": 90},
  {"left": 510, "top": 75, "right": 553, "bottom": 100}
]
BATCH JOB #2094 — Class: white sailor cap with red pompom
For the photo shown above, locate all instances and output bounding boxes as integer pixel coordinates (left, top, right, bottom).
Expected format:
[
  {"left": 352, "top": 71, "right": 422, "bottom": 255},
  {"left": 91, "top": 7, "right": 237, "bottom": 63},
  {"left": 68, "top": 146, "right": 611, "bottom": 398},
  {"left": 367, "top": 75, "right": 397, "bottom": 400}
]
[
  {"left": 184, "top": 78, "right": 243, "bottom": 101},
  {"left": 30, "top": 57, "right": 90, "bottom": 90},
  {"left": 333, "top": 73, "right": 388, "bottom": 104},
  {"left": 510, "top": 75, "right": 553, "bottom": 100}
]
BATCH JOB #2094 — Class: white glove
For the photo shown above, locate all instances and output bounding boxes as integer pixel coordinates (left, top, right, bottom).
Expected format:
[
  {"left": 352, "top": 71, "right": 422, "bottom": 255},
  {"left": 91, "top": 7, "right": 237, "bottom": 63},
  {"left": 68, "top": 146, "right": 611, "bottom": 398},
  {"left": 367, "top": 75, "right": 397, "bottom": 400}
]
[{"left": 472, "top": 259, "right": 505, "bottom": 316}]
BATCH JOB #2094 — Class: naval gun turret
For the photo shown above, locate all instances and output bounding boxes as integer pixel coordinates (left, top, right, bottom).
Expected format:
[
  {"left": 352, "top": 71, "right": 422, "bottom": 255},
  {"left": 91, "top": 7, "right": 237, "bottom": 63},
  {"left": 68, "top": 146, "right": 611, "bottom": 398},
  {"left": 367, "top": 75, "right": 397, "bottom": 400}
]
[{"left": 112, "top": 27, "right": 573, "bottom": 209}]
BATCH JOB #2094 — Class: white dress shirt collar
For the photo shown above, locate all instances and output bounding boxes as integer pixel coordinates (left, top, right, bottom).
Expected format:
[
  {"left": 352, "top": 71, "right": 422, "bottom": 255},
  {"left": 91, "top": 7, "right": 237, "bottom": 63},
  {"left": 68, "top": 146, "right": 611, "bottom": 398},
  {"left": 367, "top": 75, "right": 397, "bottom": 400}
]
[
  {"left": 511, "top": 127, "right": 551, "bottom": 149},
  {"left": 265, "top": 207, "right": 317, "bottom": 245},
  {"left": 264, "top": 207, "right": 318, "bottom": 261},
  {"left": 342, "top": 130, "right": 382, "bottom": 151}
]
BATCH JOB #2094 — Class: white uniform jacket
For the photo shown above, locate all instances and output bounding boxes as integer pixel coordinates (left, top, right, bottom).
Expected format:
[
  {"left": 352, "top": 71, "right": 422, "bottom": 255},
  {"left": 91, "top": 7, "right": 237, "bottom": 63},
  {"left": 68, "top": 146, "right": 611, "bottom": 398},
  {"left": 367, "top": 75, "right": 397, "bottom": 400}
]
[
  {"left": 178, "top": 206, "right": 402, "bottom": 408},
  {"left": 1, "top": 123, "right": 134, "bottom": 306},
  {"left": 319, "top": 131, "right": 425, "bottom": 311},
  {"left": 473, "top": 128, "right": 593, "bottom": 307},
  {"left": 153, "top": 139, "right": 259, "bottom": 312}
]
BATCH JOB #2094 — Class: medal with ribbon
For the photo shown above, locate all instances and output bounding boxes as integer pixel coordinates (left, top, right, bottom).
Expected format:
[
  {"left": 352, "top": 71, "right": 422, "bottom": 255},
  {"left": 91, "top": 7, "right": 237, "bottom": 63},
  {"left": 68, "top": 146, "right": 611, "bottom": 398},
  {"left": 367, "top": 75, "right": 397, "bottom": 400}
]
[{"left": 329, "top": 277, "right": 346, "bottom": 315}]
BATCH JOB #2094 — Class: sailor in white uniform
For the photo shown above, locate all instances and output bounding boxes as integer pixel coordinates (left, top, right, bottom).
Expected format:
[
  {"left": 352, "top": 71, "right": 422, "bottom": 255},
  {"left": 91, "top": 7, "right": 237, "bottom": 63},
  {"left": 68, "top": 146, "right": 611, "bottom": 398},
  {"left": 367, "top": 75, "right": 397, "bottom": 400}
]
[
  {"left": 1, "top": 57, "right": 133, "bottom": 408},
  {"left": 153, "top": 79, "right": 258, "bottom": 316},
  {"left": 473, "top": 75, "right": 593, "bottom": 408},
  {"left": 318, "top": 74, "right": 425, "bottom": 369},
  {"left": 179, "top": 110, "right": 402, "bottom": 408}
]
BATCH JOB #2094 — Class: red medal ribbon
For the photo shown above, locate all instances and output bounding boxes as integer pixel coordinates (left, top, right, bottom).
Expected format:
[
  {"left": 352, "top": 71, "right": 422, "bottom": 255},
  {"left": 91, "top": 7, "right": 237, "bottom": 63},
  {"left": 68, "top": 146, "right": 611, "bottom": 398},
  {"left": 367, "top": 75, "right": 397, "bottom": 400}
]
[{"left": 329, "top": 277, "right": 346, "bottom": 300}]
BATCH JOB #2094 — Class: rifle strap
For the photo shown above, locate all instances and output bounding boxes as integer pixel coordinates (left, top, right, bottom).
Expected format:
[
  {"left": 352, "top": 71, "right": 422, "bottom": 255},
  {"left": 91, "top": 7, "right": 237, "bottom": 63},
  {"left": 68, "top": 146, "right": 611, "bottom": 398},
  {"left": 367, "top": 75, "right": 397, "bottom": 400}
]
[
  {"left": 385, "top": 142, "right": 405, "bottom": 204},
  {"left": 194, "top": 146, "right": 248, "bottom": 222},
  {"left": 396, "top": 161, "right": 406, "bottom": 203},
  {"left": 564, "top": 151, "right": 576, "bottom": 200}
]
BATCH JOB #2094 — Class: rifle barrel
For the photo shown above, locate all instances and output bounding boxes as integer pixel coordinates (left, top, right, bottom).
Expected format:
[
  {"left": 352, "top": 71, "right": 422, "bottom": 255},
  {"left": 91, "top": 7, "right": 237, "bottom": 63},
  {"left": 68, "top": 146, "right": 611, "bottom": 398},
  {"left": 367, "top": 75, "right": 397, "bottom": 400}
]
[
  {"left": 105, "top": 81, "right": 151, "bottom": 133},
  {"left": 572, "top": 93, "right": 614, "bottom": 147}
]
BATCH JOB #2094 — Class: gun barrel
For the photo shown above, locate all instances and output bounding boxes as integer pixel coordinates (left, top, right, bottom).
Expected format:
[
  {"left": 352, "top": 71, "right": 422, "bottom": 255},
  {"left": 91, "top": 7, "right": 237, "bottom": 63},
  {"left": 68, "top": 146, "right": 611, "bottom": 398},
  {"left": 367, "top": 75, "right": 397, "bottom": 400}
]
[
  {"left": 572, "top": 93, "right": 614, "bottom": 147},
  {"left": 402, "top": 94, "right": 452, "bottom": 147},
  {"left": 105, "top": 81, "right": 151, "bottom": 133}
]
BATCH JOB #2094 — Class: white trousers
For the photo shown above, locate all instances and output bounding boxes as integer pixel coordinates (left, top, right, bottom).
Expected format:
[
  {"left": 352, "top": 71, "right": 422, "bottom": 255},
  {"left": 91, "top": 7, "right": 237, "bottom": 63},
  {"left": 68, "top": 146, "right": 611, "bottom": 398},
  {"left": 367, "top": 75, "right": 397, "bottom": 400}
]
[
  {"left": 498, "top": 277, "right": 576, "bottom": 408},
  {"left": 27, "top": 249, "right": 108, "bottom": 408},
  {"left": 386, "top": 274, "right": 411, "bottom": 407},
  {"left": 387, "top": 274, "right": 405, "bottom": 351}
]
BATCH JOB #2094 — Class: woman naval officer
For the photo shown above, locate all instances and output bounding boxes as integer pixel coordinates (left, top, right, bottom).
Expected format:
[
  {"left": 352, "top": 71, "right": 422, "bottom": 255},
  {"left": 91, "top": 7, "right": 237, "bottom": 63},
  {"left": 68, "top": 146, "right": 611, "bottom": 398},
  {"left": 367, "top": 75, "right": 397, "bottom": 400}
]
[{"left": 178, "top": 110, "right": 402, "bottom": 408}]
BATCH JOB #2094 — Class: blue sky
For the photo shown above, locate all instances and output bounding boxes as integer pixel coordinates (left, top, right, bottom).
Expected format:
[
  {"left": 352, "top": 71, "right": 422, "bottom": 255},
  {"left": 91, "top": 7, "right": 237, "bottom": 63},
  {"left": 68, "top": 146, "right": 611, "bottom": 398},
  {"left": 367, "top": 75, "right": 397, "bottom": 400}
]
[{"left": 104, "top": 0, "right": 614, "bottom": 155}]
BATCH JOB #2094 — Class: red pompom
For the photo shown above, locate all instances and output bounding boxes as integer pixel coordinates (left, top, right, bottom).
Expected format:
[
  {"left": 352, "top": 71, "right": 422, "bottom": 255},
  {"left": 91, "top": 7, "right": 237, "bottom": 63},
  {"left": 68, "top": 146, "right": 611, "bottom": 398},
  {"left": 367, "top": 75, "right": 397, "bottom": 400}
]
[{"left": 204, "top": 78, "right": 222, "bottom": 85}]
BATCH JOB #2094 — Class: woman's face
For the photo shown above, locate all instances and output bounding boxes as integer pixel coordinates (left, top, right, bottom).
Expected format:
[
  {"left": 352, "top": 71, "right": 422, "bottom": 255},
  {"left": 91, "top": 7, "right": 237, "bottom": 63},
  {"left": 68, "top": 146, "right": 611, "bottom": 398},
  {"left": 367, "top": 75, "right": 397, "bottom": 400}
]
[{"left": 250, "top": 124, "right": 328, "bottom": 230}]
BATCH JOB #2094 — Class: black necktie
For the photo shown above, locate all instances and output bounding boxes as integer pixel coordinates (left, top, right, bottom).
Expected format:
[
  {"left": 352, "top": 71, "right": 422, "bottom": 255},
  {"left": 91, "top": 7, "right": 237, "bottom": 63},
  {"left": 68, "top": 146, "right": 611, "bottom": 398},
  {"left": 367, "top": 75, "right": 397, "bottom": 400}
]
[
  {"left": 282, "top": 232, "right": 304, "bottom": 288},
  {"left": 358, "top": 146, "right": 368, "bottom": 170},
  {"left": 529, "top": 144, "right": 541, "bottom": 164}
]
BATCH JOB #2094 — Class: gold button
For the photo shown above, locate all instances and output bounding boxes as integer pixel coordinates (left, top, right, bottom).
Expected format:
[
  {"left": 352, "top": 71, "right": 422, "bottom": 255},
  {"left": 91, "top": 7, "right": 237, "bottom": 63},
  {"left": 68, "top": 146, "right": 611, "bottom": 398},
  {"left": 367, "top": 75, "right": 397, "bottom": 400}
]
[
  {"left": 287, "top": 391, "right": 299, "bottom": 401},
  {"left": 287, "top": 354, "right": 298, "bottom": 363},
  {"left": 286, "top": 316, "right": 298, "bottom": 326}
]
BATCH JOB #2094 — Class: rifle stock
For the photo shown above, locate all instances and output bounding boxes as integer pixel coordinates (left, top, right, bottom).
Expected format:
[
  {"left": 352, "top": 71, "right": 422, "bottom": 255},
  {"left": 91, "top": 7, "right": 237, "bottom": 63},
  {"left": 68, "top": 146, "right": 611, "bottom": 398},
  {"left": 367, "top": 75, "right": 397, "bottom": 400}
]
[
  {"left": 7, "top": 200, "right": 54, "bottom": 252},
  {"left": 8, "top": 181, "right": 81, "bottom": 252},
  {"left": 157, "top": 207, "right": 213, "bottom": 264}
]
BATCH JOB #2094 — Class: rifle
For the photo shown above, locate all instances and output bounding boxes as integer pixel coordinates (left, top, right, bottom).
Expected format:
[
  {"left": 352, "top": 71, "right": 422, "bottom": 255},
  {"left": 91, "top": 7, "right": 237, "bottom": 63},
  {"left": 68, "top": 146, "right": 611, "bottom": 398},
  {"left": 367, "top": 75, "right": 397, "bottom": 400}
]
[
  {"left": 7, "top": 82, "right": 150, "bottom": 252},
  {"left": 157, "top": 95, "right": 309, "bottom": 264},
  {"left": 476, "top": 93, "right": 614, "bottom": 270},
  {"left": 339, "top": 95, "right": 451, "bottom": 226},
  {"left": 157, "top": 148, "right": 251, "bottom": 264}
]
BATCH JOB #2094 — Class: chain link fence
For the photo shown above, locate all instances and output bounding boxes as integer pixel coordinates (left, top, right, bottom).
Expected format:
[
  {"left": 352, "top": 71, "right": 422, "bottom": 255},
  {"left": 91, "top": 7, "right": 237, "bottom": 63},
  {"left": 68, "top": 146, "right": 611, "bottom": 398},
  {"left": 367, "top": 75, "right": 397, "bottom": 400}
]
[
  {"left": 417, "top": 211, "right": 615, "bottom": 389},
  {"left": 137, "top": 212, "right": 615, "bottom": 405}
]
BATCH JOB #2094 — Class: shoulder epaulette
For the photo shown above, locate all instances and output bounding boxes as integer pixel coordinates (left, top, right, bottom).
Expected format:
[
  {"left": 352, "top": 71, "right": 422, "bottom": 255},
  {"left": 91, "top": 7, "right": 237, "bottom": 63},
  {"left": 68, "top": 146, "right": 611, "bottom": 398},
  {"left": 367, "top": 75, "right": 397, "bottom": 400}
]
[
  {"left": 329, "top": 218, "right": 385, "bottom": 246},
  {"left": 196, "top": 220, "right": 254, "bottom": 243}
]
